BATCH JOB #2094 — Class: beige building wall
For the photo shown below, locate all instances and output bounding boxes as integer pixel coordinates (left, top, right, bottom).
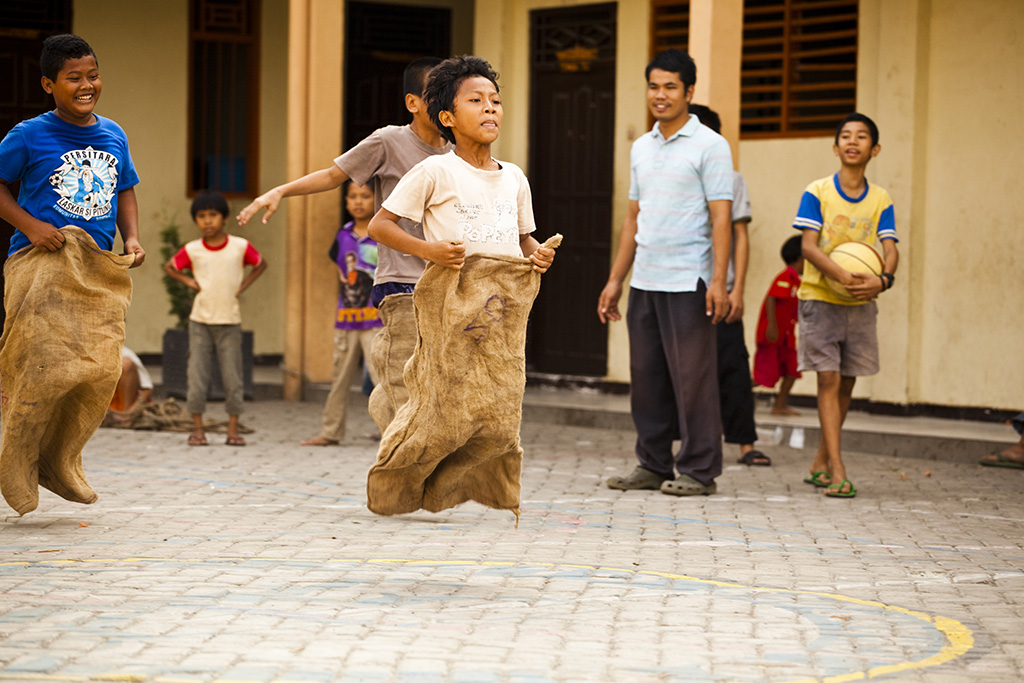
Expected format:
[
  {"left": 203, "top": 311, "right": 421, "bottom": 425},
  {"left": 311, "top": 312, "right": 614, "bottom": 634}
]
[
  {"left": 742, "top": 0, "right": 1024, "bottom": 411},
  {"left": 482, "top": 0, "right": 1022, "bottom": 411},
  {"left": 74, "top": 0, "right": 290, "bottom": 357},
  {"left": 72, "top": 0, "right": 1021, "bottom": 410},
  {"left": 911, "top": 0, "right": 1023, "bottom": 409}
]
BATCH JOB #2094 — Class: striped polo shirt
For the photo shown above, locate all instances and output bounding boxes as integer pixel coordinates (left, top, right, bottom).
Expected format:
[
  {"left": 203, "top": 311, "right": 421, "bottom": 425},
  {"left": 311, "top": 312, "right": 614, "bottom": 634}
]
[{"left": 629, "top": 113, "right": 734, "bottom": 292}]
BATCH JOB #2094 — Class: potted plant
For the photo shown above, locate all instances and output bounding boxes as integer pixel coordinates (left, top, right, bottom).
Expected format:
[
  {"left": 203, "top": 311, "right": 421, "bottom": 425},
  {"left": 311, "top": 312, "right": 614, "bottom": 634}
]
[{"left": 159, "top": 213, "right": 254, "bottom": 400}]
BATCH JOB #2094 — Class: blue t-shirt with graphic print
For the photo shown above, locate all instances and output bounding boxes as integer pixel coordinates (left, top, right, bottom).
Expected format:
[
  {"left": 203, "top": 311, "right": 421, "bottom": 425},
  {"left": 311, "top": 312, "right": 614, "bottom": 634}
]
[{"left": 0, "top": 111, "right": 140, "bottom": 255}]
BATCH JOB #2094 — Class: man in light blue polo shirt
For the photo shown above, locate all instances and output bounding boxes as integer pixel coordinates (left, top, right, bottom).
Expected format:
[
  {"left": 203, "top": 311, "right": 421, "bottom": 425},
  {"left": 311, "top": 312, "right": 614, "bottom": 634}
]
[{"left": 597, "top": 49, "right": 734, "bottom": 496}]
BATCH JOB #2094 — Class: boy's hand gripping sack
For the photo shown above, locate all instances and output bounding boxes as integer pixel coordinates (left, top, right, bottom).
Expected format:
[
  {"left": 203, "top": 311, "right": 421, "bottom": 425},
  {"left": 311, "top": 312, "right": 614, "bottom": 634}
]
[
  {"left": 366, "top": 235, "right": 562, "bottom": 519},
  {"left": 0, "top": 227, "right": 134, "bottom": 515}
]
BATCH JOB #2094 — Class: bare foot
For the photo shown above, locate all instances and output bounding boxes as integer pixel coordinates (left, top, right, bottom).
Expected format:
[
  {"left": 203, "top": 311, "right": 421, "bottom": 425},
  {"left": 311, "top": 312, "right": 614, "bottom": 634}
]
[
  {"left": 301, "top": 436, "right": 340, "bottom": 446},
  {"left": 771, "top": 406, "right": 800, "bottom": 416}
]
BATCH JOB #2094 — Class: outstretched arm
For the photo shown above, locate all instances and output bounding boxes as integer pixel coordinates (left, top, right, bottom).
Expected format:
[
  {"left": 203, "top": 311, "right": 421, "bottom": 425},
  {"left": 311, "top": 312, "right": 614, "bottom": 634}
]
[
  {"left": 368, "top": 208, "right": 465, "bottom": 270},
  {"left": 237, "top": 164, "right": 350, "bottom": 226}
]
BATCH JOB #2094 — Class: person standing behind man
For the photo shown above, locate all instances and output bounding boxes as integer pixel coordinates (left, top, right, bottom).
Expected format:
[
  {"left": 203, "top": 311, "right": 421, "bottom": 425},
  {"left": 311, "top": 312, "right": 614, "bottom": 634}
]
[
  {"left": 598, "top": 49, "right": 734, "bottom": 497},
  {"left": 688, "top": 103, "right": 768, "bottom": 467}
]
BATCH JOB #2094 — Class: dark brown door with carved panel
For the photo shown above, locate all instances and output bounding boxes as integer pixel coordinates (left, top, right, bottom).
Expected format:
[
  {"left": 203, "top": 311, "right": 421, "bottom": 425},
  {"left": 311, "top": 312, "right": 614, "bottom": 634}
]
[
  {"left": 527, "top": 3, "right": 616, "bottom": 376},
  {"left": 0, "top": 1, "right": 73, "bottom": 329}
]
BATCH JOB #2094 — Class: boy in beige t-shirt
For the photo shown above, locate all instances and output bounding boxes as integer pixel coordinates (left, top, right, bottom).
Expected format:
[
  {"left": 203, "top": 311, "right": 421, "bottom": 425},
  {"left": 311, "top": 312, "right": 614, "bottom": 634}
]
[
  {"left": 369, "top": 56, "right": 553, "bottom": 272},
  {"left": 164, "top": 191, "right": 267, "bottom": 446}
]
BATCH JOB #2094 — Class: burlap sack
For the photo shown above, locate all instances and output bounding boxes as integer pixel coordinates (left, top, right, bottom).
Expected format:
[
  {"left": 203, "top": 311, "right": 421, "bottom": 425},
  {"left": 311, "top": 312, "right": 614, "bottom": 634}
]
[
  {"left": 367, "top": 292, "right": 416, "bottom": 432},
  {"left": 366, "top": 235, "right": 562, "bottom": 518},
  {"left": 0, "top": 227, "right": 133, "bottom": 515}
]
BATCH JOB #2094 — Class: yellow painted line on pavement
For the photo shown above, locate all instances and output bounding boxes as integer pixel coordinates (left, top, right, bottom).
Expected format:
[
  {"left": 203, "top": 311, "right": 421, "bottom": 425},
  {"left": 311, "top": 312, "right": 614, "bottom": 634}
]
[{"left": 1, "top": 557, "right": 974, "bottom": 683}]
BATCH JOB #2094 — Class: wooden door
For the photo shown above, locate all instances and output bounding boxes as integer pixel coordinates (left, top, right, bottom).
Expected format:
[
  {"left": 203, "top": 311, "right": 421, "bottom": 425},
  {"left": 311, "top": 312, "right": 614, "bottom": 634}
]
[
  {"left": 527, "top": 3, "right": 616, "bottom": 376},
  {"left": 0, "top": 1, "right": 73, "bottom": 329}
]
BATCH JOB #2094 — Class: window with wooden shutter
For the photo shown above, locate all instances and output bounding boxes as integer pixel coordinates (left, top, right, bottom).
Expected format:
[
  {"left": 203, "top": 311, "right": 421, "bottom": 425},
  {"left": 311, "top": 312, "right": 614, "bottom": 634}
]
[
  {"left": 189, "top": 0, "right": 260, "bottom": 196},
  {"left": 741, "top": 0, "right": 858, "bottom": 138},
  {"left": 650, "top": 1, "right": 689, "bottom": 57}
]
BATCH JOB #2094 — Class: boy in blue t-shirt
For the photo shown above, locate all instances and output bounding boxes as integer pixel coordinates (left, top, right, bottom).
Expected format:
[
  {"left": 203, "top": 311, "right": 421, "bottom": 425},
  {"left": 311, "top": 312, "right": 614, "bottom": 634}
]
[
  {"left": 0, "top": 34, "right": 144, "bottom": 263},
  {"left": 793, "top": 112, "right": 899, "bottom": 499},
  {"left": 0, "top": 34, "right": 144, "bottom": 514}
]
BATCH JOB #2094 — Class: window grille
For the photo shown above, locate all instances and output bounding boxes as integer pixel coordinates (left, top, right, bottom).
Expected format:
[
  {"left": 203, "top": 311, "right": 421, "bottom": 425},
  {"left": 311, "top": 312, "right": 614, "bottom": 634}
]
[
  {"left": 189, "top": 0, "right": 260, "bottom": 195},
  {"left": 741, "top": 0, "right": 857, "bottom": 138},
  {"left": 648, "top": 0, "right": 857, "bottom": 139},
  {"left": 650, "top": 1, "right": 689, "bottom": 58}
]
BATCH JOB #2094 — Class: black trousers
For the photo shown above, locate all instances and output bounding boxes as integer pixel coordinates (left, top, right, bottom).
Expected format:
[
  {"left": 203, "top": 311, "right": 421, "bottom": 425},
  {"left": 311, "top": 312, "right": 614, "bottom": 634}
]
[
  {"left": 626, "top": 286, "right": 722, "bottom": 486},
  {"left": 716, "top": 318, "right": 758, "bottom": 445}
]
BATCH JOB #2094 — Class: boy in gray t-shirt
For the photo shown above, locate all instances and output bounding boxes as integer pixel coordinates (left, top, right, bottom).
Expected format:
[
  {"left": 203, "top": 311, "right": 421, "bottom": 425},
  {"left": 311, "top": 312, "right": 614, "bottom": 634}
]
[
  {"left": 236, "top": 57, "right": 450, "bottom": 441},
  {"left": 237, "top": 57, "right": 450, "bottom": 305}
]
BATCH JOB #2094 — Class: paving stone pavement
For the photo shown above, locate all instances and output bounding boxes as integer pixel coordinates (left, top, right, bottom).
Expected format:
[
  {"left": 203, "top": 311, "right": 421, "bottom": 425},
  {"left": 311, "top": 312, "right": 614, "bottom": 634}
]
[{"left": 1, "top": 398, "right": 1023, "bottom": 683}]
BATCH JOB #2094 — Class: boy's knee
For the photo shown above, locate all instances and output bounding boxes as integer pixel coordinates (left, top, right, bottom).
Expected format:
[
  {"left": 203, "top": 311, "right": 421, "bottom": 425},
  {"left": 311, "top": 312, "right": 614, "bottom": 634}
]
[{"left": 816, "top": 370, "right": 841, "bottom": 389}]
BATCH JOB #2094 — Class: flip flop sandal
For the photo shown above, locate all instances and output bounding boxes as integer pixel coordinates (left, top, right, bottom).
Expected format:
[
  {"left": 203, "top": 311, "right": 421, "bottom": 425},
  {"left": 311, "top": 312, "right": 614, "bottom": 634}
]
[
  {"left": 225, "top": 435, "right": 247, "bottom": 447},
  {"left": 738, "top": 450, "right": 771, "bottom": 466},
  {"left": 187, "top": 433, "right": 208, "bottom": 446},
  {"left": 979, "top": 453, "right": 1024, "bottom": 469},
  {"left": 824, "top": 479, "right": 857, "bottom": 498},
  {"left": 803, "top": 471, "right": 830, "bottom": 487}
]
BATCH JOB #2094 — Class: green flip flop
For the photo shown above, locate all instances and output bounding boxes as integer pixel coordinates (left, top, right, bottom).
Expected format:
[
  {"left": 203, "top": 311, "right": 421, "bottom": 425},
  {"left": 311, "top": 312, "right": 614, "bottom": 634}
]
[
  {"left": 979, "top": 453, "right": 1024, "bottom": 469},
  {"left": 803, "top": 471, "right": 831, "bottom": 487},
  {"left": 824, "top": 479, "right": 857, "bottom": 498}
]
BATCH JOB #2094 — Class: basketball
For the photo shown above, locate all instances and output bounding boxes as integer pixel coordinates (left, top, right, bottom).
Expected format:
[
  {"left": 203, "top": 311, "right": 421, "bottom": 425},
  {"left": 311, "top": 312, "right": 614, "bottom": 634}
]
[{"left": 825, "top": 241, "right": 884, "bottom": 300}]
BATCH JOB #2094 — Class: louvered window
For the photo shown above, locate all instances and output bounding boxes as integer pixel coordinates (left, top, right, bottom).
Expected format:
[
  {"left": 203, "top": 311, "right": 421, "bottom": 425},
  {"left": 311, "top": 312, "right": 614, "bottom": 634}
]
[
  {"left": 741, "top": 0, "right": 858, "bottom": 138},
  {"left": 189, "top": 0, "right": 260, "bottom": 196},
  {"left": 650, "top": 1, "right": 689, "bottom": 57},
  {"left": 648, "top": 0, "right": 857, "bottom": 139}
]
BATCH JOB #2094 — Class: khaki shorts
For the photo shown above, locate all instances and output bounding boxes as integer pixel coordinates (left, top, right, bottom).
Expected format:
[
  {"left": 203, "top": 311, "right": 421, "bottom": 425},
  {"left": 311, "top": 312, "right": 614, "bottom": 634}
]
[{"left": 797, "top": 299, "right": 879, "bottom": 376}]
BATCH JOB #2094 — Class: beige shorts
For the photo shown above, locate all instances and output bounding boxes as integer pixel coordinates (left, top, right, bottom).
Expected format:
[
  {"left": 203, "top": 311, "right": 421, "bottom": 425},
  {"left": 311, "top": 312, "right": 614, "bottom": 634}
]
[{"left": 797, "top": 299, "right": 879, "bottom": 376}]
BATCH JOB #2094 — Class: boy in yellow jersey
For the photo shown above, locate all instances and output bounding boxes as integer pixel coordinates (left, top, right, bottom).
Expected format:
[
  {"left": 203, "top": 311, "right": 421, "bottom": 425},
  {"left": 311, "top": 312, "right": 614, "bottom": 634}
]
[{"left": 793, "top": 113, "right": 899, "bottom": 498}]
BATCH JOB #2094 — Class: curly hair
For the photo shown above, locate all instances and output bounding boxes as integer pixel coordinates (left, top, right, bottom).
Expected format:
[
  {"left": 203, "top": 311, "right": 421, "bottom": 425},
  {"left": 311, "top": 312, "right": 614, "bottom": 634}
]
[
  {"left": 41, "top": 34, "right": 97, "bottom": 81},
  {"left": 424, "top": 55, "right": 499, "bottom": 145}
]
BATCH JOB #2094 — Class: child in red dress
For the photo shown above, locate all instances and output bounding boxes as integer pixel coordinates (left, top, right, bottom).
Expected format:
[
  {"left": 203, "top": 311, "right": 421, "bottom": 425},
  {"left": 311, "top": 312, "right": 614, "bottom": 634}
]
[{"left": 753, "top": 235, "right": 803, "bottom": 415}]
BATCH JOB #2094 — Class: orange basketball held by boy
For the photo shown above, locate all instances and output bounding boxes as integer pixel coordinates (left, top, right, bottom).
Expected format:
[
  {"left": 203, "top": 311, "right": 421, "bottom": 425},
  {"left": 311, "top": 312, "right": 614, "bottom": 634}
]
[{"left": 825, "top": 241, "right": 884, "bottom": 301}]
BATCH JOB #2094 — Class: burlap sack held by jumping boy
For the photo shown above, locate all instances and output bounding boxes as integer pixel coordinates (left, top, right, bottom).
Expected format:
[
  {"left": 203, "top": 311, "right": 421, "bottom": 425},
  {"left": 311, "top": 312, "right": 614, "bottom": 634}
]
[
  {"left": 366, "top": 234, "right": 562, "bottom": 518},
  {"left": 367, "top": 292, "right": 417, "bottom": 432},
  {"left": 0, "top": 227, "right": 133, "bottom": 515}
]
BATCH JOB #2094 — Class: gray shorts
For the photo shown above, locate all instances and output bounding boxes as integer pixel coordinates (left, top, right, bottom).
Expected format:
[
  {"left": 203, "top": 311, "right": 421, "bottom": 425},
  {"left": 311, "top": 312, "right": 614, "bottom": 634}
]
[{"left": 797, "top": 299, "right": 879, "bottom": 376}]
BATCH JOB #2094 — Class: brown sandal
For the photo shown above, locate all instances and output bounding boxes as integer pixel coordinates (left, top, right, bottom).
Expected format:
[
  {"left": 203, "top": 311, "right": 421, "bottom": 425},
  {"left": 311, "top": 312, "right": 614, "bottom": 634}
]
[
  {"left": 226, "top": 434, "right": 246, "bottom": 446},
  {"left": 300, "top": 436, "right": 339, "bottom": 446},
  {"left": 187, "top": 432, "right": 208, "bottom": 446}
]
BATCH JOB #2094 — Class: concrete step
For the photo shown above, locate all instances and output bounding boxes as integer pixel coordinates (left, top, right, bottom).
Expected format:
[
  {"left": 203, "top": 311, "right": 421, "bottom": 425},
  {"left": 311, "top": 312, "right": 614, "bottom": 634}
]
[
  {"left": 149, "top": 365, "right": 1017, "bottom": 465},
  {"left": 519, "top": 386, "right": 1016, "bottom": 464}
]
